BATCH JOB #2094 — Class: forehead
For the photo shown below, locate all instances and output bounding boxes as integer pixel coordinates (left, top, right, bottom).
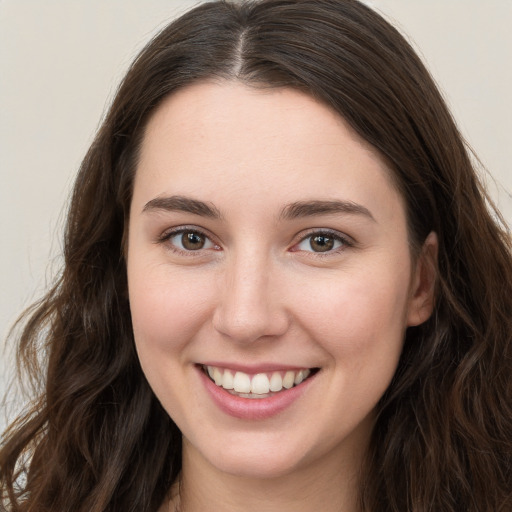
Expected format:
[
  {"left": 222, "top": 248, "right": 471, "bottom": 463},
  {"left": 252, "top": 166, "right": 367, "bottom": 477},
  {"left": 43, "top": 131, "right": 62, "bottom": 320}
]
[
  {"left": 133, "top": 81, "right": 404, "bottom": 225},
  {"left": 140, "top": 81, "right": 382, "bottom": 168}
]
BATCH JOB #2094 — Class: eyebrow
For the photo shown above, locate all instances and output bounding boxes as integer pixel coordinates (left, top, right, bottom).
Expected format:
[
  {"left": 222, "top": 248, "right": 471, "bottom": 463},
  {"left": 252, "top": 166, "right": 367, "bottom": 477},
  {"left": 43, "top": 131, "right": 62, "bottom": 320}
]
[
  {"left": 142, "top": 195, "right": 222, "bottom": 219},
  {"left": 280, "top": 200, "right": 376, "bottom": 222},
  {"left": 142, "top": 195, "right": 375, "bottom": 223}
]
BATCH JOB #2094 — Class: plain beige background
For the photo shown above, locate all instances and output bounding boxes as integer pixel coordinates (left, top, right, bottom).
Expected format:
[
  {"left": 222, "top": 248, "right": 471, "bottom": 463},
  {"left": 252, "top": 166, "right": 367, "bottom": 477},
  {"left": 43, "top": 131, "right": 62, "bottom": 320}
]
[{"left": 1, "top": 0, "right": 511, "bottom": 425}]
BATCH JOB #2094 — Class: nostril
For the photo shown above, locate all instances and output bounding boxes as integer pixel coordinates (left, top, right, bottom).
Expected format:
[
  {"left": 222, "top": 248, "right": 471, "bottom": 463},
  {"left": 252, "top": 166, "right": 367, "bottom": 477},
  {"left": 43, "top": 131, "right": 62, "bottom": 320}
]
[{"left": 212, "top": 273, "right": 290, "bottom": 343}]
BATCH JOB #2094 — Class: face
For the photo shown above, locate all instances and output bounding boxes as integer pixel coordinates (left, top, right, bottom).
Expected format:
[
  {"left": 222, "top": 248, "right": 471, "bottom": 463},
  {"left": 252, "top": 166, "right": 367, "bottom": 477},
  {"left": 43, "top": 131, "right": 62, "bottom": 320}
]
[{"left": 127, "top": 82, "right": 435, "bottom": 480}]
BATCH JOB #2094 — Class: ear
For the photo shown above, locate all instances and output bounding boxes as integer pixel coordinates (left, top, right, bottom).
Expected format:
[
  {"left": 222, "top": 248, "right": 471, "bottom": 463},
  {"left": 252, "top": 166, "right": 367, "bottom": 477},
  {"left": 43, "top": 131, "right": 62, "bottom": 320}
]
[{"left": 406, "top": 231, "right": 438, "bottom": 327}]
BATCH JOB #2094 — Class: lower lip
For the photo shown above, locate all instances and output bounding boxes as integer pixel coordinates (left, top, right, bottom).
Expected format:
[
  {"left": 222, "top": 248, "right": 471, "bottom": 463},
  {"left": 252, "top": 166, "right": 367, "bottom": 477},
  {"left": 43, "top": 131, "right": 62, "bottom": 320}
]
[{"left": 199, "top": 368, "right": 315, "bottom": 420}]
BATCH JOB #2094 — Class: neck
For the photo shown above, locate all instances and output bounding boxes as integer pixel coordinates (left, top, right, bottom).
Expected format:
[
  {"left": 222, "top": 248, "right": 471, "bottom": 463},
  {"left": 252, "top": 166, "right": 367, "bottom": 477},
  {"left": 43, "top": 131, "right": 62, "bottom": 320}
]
[{"left": 173, "top": 438, "right": 365, "bottom": 512}]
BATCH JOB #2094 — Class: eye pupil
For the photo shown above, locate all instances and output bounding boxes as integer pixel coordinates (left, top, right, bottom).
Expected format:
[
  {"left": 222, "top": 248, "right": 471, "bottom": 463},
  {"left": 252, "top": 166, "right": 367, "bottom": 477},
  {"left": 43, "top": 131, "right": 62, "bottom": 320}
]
[
  {"left": 310, "top": 235, "right": 334, "bottom": 252},
  {"left": 182, "top": 232, "right": 205, "bottom": 250}
]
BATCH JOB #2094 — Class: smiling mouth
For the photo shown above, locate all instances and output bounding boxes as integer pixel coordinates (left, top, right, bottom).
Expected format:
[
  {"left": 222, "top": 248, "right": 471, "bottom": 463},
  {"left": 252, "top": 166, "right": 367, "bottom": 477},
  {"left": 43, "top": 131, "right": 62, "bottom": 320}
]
[{"left": 202, "top": 365, "right": 318, "bottom": 399}]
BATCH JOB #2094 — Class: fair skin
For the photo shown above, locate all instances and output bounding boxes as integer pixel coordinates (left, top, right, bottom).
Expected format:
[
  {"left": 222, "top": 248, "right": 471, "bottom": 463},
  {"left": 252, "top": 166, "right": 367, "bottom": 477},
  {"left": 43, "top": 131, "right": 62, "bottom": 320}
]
[{"left": 127, "top": 82, "right": 437, "bottom": 512}]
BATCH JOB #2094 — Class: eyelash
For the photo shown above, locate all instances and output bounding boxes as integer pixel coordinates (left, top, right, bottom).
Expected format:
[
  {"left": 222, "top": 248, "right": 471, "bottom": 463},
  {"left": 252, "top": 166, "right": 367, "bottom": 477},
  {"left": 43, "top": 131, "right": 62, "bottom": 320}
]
[
  {"left": 157, "top": 227, "right": 353, "bottom": 256},
  {"left": 291, "top": 229, "right": 353, "bottom": 256},
  {"left": 158, "top": 226, "right": 220, "bottom": 256}
]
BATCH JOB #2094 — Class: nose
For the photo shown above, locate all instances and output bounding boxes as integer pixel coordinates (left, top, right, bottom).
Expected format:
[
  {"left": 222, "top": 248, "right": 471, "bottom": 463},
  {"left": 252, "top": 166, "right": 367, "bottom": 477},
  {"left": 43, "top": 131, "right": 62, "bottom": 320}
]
[{"left": 212, "top": 254, "right": 290, "bottom": 344}]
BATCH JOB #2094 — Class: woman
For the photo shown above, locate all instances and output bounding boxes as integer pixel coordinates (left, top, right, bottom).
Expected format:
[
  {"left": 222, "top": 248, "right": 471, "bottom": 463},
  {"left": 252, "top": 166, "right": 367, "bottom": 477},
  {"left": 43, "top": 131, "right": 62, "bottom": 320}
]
[{"left": 1, "top": 1, "right": 511, "bottom": 511}]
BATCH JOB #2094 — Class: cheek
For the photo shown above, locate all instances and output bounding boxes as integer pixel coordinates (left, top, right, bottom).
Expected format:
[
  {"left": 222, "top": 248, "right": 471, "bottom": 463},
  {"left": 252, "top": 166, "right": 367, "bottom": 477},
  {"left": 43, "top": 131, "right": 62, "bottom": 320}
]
[
  {"left": 292, "top": 263, "right": 411, "bottom": 363},
  {"left": 127, "top": 262, "right": 218, "bottom": 416},
  {"left": 128, "top": 261, "right": 215, "bottom": 356}
]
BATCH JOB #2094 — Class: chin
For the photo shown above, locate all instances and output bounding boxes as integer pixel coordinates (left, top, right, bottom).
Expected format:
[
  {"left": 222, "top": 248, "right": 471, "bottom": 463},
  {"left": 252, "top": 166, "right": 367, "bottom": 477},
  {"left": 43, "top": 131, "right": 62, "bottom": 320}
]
[{"left": 188, "top": 435, "right": 311, "bottom": 480}]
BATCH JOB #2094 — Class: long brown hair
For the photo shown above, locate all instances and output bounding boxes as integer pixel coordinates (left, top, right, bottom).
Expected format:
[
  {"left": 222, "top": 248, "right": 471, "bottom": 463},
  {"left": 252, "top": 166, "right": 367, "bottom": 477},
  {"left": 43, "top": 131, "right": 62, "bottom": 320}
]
[{"left": 2, "top": 1, "right": 511, "bottom": 510}]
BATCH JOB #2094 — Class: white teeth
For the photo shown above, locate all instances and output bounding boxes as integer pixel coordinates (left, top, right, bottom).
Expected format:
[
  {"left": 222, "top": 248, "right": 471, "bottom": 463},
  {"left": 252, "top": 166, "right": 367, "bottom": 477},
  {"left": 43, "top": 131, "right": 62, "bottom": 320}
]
[
  {"left": 233, "top": 371, "right": 251, "bottom": 393},
  {"left": 222, "top": 370, "right": 234, "bottom": 390},
  {"left": 293, "top": 369, "right": 311, "bottom": 385},
  {"left": 206, "top": 366, "right": 314, "bottom": 395},
  {"left": 236, "top": 393, "right": 269, "bottom": 399},
  {"left": 269, "top": 372, "right": 283, "bottom": 392},
  {"left": 251, "top": 373, "right": 270, "bottom": 394},
  {"left": 282, "top": 371, "right": 295, "bottom": 389},
  {"left": 213, "top": 367, "right": 223, "bottom": 386}
]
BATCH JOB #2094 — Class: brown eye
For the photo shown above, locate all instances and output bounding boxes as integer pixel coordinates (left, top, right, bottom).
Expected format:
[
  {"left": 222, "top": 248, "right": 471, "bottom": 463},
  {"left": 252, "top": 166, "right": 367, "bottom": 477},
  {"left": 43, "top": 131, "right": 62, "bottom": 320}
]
[
  {"left": 181, "top": 232, "right": 206, "bottom": 250},
  {"left": 165, "top": 229, "right": 216, "bottom": 252},
  {"left": 294, "top": 231, "right": 347, "bottom": 254},
  {"left": 309, "top": 235, "right": 335, "bottom": 252}
]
